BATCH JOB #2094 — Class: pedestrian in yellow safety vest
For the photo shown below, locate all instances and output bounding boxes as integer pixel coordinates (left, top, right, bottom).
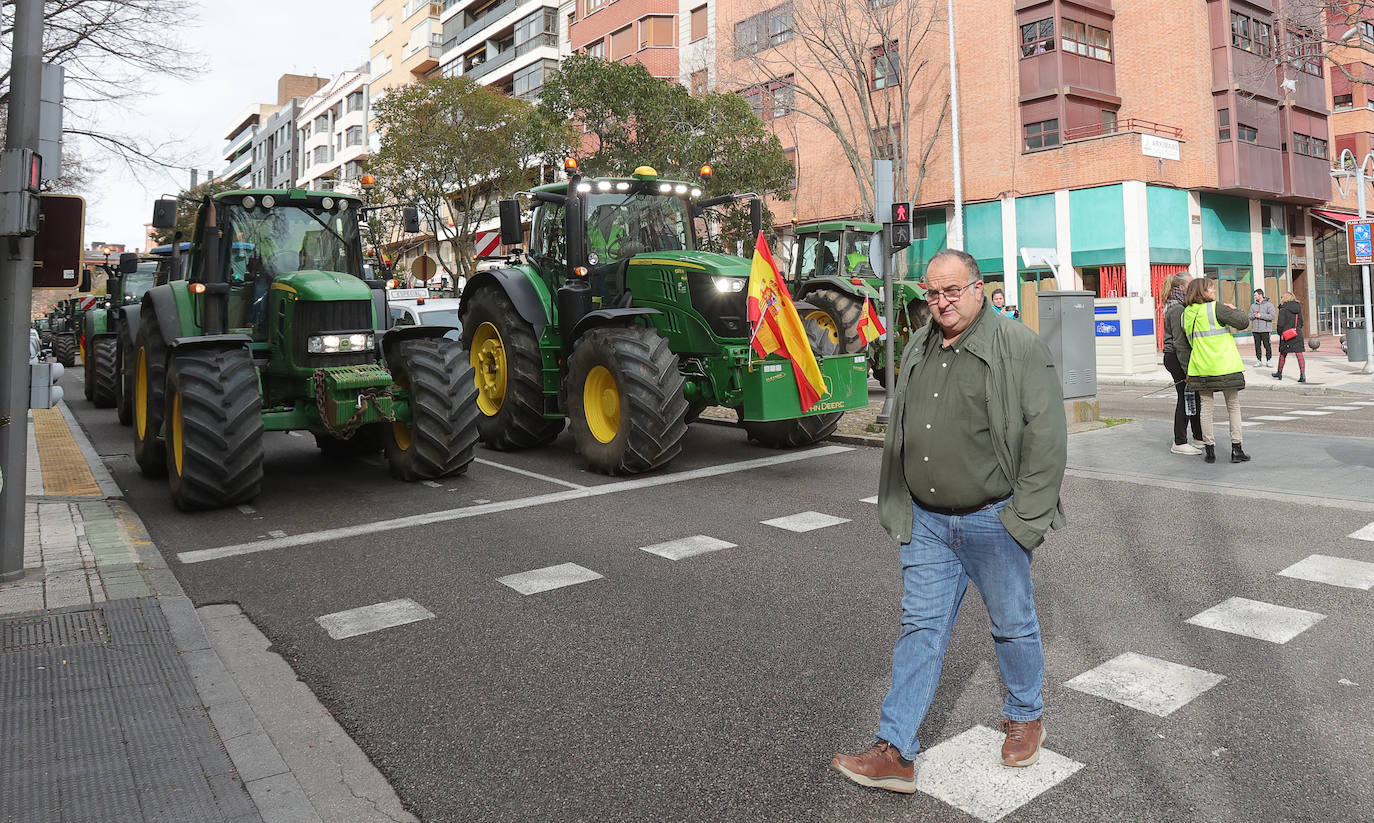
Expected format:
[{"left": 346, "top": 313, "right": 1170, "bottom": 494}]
[{"left": 1178, "top": 277, "right": 1251, "bottom": 464}]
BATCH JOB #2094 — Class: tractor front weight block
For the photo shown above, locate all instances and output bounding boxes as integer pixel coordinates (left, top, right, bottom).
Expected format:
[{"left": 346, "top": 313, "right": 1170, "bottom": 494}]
[
  {"left": 740, "top": 353, "right": 870, "bottom": 422},
  {"left": 315, "top": 364, "right": 395, "bottom": 430}
]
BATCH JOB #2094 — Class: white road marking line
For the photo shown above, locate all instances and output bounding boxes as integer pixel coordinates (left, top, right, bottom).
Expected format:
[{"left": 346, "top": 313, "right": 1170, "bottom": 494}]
[
  {"left": 1250, "top": 415, "right": 1297, "bottom": 421},
  {"left": 1350, "top": 522, "right": 1374, "bottom": 541},
  {"left": 1286, "top": 410, "right": 1331, "bottom": 416},
  {"left": 860, "top": 496, "right": 878, "bottom": 504},
  {"left": 640, "top": 535, "right": 735, "bottom": 561},
  {"left": 473, "top": 457, "right": 587, "bottom": 489},
  {"left": 762, "top": 511, "right": 851, "bottom": 532},
  {"left": 912, "top": 725, "right": 1084, "bottom": 822},
  {"left": 1318, "top": 405, "right": 1360, "bottom": 411},
  {"left": 421, "top": 480, "right": 442, "bottom": 488},
  {"left": 287, "top": 431, "right": 303, "bottom": 437},
  {"left": 176, "top": 446, "right": 853, "bottom": 563},
  {"left": 1349, "top": 401, "right": 1374, "bottom": 406},
  {"left": 315, "top": 598, "right": 435, "bottom": 640},
  {"left": 1185, "top": 597, "right": 1325, "bottom": 644},
  {"left": 498, "top": 562, "right": 603, "bottom": 595},
  {"left": 1064, "top": 652, "right": 1225, "bottom": 717},
  {"left": 1277, "top": 554, "right": 1374, "bottom": 590},
  {"left": 236, "top": 505, "right": 257, "bottom": 515},
  {"left": 267, "top": 529, "right": 287, "bottom": 539},
  {"left": 472, "top": 499, "right": 491, "bottom": 504}
]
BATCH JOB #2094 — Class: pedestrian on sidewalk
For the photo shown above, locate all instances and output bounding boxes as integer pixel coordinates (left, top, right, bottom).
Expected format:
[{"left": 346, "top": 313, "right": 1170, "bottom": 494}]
[
  {"left": 1250, "top": 289, "right": 1275, "bottom": 367},
  {"left": 831, "top": 249, "right": 1067, "bottom": 793},
  {"left": 991, "top": 288, "right": 1020, "bottom": 321},
  {"left": 1273, "top": 292, "right": 1306, "bottom": 383},
  {"left": 1179, "top": 277, "right": 1251, "bottom": 464},
  {"left": 1161, "top": 273, "right": 1204, "bottom": 455}
]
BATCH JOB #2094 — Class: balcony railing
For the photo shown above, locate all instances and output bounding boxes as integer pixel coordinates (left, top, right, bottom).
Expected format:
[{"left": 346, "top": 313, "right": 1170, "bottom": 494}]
[
  {"left": 465, "top": 46, "right": 516, "bottom": 80},
  {"left": 515, "top": 32, "right": 558, "bottom": 57},
  {"left": 1061, "top": 118, "right": 1184, "bottom": 142}
]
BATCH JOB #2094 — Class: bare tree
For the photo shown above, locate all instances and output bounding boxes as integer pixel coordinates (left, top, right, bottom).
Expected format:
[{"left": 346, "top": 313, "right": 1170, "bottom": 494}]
[
  {"left": 0, "top": 0, "right": 201, "bottom": 170},
  {"left": 724, "top": 0, "right": 949, "bottom": 219}
]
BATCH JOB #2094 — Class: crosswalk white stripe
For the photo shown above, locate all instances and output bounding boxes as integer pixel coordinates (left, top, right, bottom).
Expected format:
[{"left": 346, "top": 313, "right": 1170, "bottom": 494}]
[
  {"left": 1064, "top": 652, "right": 1225, "bottom": 717},
  {"left": 1185, "top": 597, "right": 1325, "bottom": 644},
  {"left": 1277, "top": 554, "right": 1374, "bottom": 590},
  {"left": 1286, "top": 410, "right": 1331, "bottom": 416},
  {"left": 761, "top": 511, "right": 850, "bottom": 532},
  {"left": 498, "top": 562, "right": 603, "bottom": 595},
  {"left": 1349, "top": 522, "right": 1374, "bottom": 541},
  {"left": 1249, "top": 415, "right": 1296, "bottom": 421},
  {"left": 640, "top": 535, "right": 735, "bottom": 561},
  {"left": 1318, "top": 406, "right": 1360, "bottom": 411},
  {"left": 912, "top": 725, "right": 1084, "bottom": 822},
  {"left": 315, "top": 598, "right": 435, "bottom": 640}
]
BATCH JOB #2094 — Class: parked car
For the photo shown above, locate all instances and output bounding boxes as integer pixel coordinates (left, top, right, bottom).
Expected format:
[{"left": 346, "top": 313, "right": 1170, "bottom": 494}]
[{"left": 386, "top": 288, "right": 462, "bottom": 341}]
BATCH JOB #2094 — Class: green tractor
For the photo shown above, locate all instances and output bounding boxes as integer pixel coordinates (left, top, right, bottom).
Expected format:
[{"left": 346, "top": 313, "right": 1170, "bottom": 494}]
[
  {"left": 788, "top": 221, "right": 930, "bottom": 385},
  {"left": 460, "top": 165, "right": 869, "bottom": 476},
  {"left": 135, "top": 188, "right": 480, "bottom": 510},
  {"left": 48, "top": 295, "right": 93, "bottom": 368},
  {"left": 83, "top": 253, "right": 159, "bottom": 413}
]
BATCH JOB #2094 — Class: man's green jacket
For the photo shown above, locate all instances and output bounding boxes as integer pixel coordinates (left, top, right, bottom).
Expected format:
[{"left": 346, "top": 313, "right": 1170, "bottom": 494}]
[{"left": 877, "top": 302, "right": 1068, "bottom": 550}]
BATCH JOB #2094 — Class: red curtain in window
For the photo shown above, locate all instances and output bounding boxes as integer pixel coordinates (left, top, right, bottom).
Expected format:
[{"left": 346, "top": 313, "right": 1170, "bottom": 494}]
[
  {"left": 1150, "top": 264, "right": 1190, "bottom": 350},
  {"left": 1099, "top": 266, "right": 1126, "bottom": 298}
]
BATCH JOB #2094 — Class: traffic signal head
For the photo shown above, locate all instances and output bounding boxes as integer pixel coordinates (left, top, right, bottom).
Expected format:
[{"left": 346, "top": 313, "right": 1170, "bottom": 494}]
[{"left": 892, "top": 202, "right": 910, "bottom": 224}]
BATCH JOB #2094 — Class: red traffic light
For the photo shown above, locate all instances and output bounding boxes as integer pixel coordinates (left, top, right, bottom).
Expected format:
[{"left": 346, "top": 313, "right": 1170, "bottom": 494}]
[
  {"left": 892, "top": 202, "right": 910, "bottom": 223},
  {"left": 28, "top": 153, "right": 42, "bottom": 191}
]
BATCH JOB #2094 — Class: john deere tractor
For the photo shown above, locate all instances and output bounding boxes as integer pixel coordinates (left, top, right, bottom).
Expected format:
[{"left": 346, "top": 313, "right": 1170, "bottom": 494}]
[
  {"left": 83, "top": 253, "right": 158, "bottom": 412},
  {"left": 460, "top": 165, "right": 869, "bottom": 476},
  {"left": 789, "top": 221, "right": 929, "bottom": 385},
  {"left": 135, "top": 189, "right": 479, "bottom": 510},
  {"left": 48, "top": 296, "right": 88, "bottom": 368}
]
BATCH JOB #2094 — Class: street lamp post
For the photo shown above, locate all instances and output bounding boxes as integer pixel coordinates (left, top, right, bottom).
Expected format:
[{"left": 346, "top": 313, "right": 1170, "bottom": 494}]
[{"left": 1332, "top": 149, "right": 1374, "bottom": 375}]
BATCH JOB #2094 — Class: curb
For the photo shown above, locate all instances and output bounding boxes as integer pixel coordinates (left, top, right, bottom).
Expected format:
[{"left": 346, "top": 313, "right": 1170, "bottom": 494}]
[{"left": 1096, "top": 375, "right": 1372, "bottom": 397}]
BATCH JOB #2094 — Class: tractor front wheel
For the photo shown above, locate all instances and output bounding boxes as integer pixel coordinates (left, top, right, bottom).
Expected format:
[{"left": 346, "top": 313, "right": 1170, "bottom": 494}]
[
  {"left": 384, "top": 339, "right": 480, "bottom": 481},
  {"left": 739, "top": 319, "right": 844, "bottom": 449},
  {"left": 91, "top": 337, "right": 119, "bottom": 408},
  {"left": 464, "top": 287, "right": 563, "bottom": 450},
  {"left": 567, "top": 326, "right": 689, "bottom": 475},
  {"left": 803, "top": 288, "right": 864, "bottom": 354},
  {"left": 132, "top": 319, "right": 168, "bottom": 477},
  {"left": 164, "top": 348, "right": 264, "bottom": 511}
]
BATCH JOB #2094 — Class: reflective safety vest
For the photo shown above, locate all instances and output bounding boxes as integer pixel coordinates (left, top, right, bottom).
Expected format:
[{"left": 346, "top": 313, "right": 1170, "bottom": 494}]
[{"left": 1183, "top": 301, "right": 1243, "bottom": 377}]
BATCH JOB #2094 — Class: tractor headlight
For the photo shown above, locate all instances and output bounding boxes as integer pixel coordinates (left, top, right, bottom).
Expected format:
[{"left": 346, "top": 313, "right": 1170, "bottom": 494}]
[
  {"left": 712, "top": 277, "right": 746, "bottom": 293},
  {"left": 307, "top": 332, "right": 375, "bottom": 353}
]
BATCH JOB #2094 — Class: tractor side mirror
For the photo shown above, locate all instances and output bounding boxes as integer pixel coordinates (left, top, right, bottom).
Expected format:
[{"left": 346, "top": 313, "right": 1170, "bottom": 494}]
[
  {"left": 151, "top": 198, "right": 177, "bottom": 229},
  {"left": 402, "top": 207, "right": 421, "bottom": 234},
  {"left": 118, "top": 252, "right": 139, "bottom": 274},
  {"left": 498, "top": 199, "right": 523, "bottom": 245},
  {"left": 78, "top": 269, "right": 92, "bottom": 293},
  {"left": 749, "top": 198, "right": 763, "bottom": 239}
]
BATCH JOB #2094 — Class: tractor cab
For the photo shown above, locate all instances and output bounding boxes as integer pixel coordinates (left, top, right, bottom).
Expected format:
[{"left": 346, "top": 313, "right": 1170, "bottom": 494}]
[{"left": 793, "top": 221, "right": 881, "bottom": 282}]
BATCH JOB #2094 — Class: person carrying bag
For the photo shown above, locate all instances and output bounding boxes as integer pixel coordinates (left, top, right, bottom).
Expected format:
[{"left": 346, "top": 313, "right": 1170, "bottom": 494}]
[{"left": 1272, "top": 291, "right": 1306, "bottom": 383}]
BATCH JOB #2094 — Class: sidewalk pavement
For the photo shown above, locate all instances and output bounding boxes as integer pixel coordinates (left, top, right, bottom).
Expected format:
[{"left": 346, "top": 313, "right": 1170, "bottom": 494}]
[{"left": 1, "top": 404, "right": 415, "bottom": 823}]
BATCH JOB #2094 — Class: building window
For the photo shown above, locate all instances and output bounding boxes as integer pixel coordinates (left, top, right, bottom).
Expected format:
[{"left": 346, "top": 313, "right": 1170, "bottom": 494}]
[
  {"left": 314, "top": 114, "right": 329, "bottom": 132},
  {"left": 912, "top": 213, "right": 928, "bottom": 241},
  {"left": 741, "top": 76, "right": 794, "bottom": 120},
  {"left": 1061, "top": 19, "right": 1111, "bottom": 61},
  {"left": 1101, "top": 109, "right": 1118, "bottom": 133},
  {"left": 1020, "top": 18, "right": 1054, "bottom": 57},
  {"left": 872, "top": 124, "right": 902, "bottom": 160},
  {"left": 1286, "top": 28, "right": 1323, "bottom": 76},
  {"left": 872, "top": 43, "right": 900, "bottom": 89},
  {"left": 586, "top": 39, "right": 604, "bottom": 59},
  {"left": 1363, "top": 21, "right": 1374, "bottom": 42},
  {"left": 346, "top": 126, "right": 364, "bottom": 147},
  {"left": 1023, "top": 118, "right": 1059, "bottom": 150},
  {"left": 691, "top": 5, "right": 707, "bottom": 42},
  {"left": 783, "top": 146, "right": 797, "bottom": 186},
  {"left": 1237, "top": 123, "right": 1258, "bottom": 143},
  {"left": 641, "top": 16, "right": 674, "bottom": 48},
  {"left": 586, "top": 0, "right": 605, "bottom": 13},
  {"left": 735, "top": 4, "right": 792, "bottom": 56},
  {"left": 691, "top": 69, "right": 708, "bottom": 96},
  {"left": 313, "top": 146, "right": 331, "bottom": 165},
  {"left": 610, "top": 25, "right": 635, "bottom": 59},
  {"left": 1231, "top": 12, "right": 1251, "bottom": 50},
  {"left": 1217, "top": 108, "right": 1230, "bottom": 141},
  {"left": 1335, "top": 93, "right": 1354, "bottom": 109},
  {"left": 515, "top": 8, "right": 558, "bottom": 48},
  {"left": 1292, "top": 132, "right": 1328, "bottom": 159},
  {"left": 301, "top": 123, "right": 311, "bottom": 140},
  {"left": 1260, "top": 204, "right": 1282, "bottom": 232}
]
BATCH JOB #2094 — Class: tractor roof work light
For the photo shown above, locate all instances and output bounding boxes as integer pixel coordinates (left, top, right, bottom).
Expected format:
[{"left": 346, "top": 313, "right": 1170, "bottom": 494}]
[
  {"left": 632, "top": 166, "right": 658, "bottom": 181},
  {"left": 564, "top": 157, "right": 579, "bottom": 174},
  {"left": 699, "top": 164, "right": 713, "bottom": 179},
  {"left": 359, "top": 173, "right": 376, "bottom": 191}
]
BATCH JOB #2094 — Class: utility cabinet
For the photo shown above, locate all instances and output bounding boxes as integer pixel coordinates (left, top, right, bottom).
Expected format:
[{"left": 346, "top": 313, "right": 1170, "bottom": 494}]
[{"left": 1037, "top": 290, "right": 1097, "bottom": 400}]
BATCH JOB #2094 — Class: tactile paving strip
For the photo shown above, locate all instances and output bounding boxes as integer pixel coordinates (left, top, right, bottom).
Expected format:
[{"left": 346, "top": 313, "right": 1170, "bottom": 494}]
[{"left": 31, "top": 407, "right": 103, "bottom": 497}]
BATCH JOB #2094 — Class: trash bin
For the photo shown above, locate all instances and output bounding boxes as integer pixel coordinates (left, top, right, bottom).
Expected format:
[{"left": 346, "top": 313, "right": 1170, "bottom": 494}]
[{"left": 1347, "top": 319, "right": 1367, "bottom": 363}]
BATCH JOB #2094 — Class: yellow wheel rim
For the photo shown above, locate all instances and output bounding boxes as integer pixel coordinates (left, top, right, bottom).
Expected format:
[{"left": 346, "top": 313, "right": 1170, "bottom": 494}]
[
  {"left": 583, "top": 365, "right": 620, "bottom": 444},
  {"left": 135, "top": 348, "right": 148, "bottom": 438},
  {"left": 170, "top": 391, "right": 184, "bottom": 476},
  {"left": 808, "top": 310, "right": 840, "bottom": 345},
  {"left": 392, "top": 421, "right": 413, "bottom": 451},
  {"left": 470, "top": 321, "right": 507, "bottom": 417}
]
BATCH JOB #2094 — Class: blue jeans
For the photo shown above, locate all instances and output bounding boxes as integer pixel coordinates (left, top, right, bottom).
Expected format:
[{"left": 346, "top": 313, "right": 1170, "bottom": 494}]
[{"left": 877, "top": 499, "right": 1044, "bottom": 760}]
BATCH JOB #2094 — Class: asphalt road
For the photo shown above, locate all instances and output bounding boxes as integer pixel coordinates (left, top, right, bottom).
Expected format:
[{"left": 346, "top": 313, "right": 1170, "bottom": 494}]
[{"left": 62, "top": 369, "right": 1374, "bottom": 823}]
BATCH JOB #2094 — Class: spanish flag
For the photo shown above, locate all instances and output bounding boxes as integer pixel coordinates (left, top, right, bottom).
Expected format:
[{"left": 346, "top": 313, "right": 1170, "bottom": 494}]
[
  {"left": 856, "top": 296, "right": 886, "bottom": 346},
  {"left": 748, "top": 232, "right": 826, "bottom": 412}
]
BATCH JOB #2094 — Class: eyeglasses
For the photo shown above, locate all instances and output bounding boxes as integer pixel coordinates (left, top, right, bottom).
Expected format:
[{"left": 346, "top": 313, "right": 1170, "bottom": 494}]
[{"left": 922, "top": 281, "right": 981, "bottom": 304}]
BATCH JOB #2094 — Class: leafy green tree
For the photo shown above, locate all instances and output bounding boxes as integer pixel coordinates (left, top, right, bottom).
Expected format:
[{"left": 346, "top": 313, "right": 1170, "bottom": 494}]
[
  {"left": 369, "top": 76, "right": 571, "bottom": 281},
  {"left": 538, "top": 55, "right": 795, "bottom": 253},
  {"left": 149, "top": 179, "right": 241, "bottom": 246}
]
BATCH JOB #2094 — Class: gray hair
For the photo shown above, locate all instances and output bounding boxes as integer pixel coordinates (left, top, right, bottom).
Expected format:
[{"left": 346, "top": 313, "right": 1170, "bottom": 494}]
[{"left": 926, "top": 248, "right": 981, "bottom": 283}]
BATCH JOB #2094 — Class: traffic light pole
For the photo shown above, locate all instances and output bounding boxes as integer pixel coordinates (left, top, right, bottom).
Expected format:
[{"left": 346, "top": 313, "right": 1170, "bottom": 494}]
[{"left": 0, "top": 0, "right": 43, "bottom": 582}]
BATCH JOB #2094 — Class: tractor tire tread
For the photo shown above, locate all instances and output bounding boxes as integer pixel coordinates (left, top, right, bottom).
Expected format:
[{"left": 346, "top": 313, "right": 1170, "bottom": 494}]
[
  {"left": 804, "top": 288, "right": 865, "bottom": 354},
  {"left": 165, "top": 349, "right": 264, "bottom": 510},
  {"left": 386, "top": 339, "right": 480, "bottom": 480},
  {"left": 464, "top": 287, "right": 562, "bottom": 450},
  {"left": 91, "top": 337, "right": 119, "bottom": 408}
]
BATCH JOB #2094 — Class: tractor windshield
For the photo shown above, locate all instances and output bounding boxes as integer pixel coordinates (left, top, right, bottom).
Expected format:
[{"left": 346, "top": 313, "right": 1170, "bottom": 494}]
[
  {"left": 222, "top": 203, "right": 363, "bottom": 279},
  {"left": 795, "top": 232, "right": 841, "bottom": 279},
  {"left": 122, "top": 262, "right": 158, "bottom": 304},
  {"left": 585, "top": 192, "right": 692, "bottom": 264},
  {"left": 840, "top": 232, "right": 876, "bottom": 277}
]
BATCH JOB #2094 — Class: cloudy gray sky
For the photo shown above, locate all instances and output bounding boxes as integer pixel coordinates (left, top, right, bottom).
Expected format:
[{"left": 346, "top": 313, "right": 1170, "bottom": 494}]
[{"left": 82, "top": 0, "right": 372, "bottom": 251}]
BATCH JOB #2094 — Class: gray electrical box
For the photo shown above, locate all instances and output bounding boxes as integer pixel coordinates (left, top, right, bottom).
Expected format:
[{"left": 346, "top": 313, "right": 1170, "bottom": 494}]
[{"left": 1037, "top": 290, "right": 1097, "bottom": 399}]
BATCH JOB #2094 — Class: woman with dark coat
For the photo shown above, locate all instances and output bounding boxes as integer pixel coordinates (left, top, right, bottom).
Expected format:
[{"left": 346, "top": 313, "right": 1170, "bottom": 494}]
[
  {"left": 1160, "top": 273, "right": 1203, "bottom": 454},
  {"left": 1272, "top": 291, "right": 1306, "bottom": 383},
  {"left": 1178, "top": 277, "right": 1251, "bottom": 463}
]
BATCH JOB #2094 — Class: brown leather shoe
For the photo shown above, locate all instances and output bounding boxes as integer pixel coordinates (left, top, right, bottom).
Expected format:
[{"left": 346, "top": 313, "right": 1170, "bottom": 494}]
[
  {"left": 1000, "top": 717, "right": 1046, "bottom": 767},
  {"left": 830, "top": 740, "right": 916, "bottom": 793}
]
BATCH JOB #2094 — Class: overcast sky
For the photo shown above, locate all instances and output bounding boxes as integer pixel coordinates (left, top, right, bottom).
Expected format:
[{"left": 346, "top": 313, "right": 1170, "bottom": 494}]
[{"left": 82, "top": 0, "right": 373, "bottom": 251}]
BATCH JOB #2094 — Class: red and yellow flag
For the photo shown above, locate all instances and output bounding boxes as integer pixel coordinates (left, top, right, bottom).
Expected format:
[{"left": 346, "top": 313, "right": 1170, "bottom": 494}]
[
  {"left": 747, "top": 232, "right": 826, "bottom": 412},
  {"left": 856, "top": 296, "right": 886, "bottom": 347}
]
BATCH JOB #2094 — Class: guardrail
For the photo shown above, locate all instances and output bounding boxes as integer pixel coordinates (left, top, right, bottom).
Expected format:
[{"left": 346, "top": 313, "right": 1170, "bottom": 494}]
[{"left": 1061, "top": 118, "right": 1184, "bottom": 142}]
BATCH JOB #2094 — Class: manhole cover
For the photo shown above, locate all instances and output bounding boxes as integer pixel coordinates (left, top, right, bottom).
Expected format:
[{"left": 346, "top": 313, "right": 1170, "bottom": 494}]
[{"left": 1, "top": 608, "right": 108, "bottom": 652}]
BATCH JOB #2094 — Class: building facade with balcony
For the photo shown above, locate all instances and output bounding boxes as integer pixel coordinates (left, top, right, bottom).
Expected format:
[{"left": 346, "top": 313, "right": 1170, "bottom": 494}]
[
  {"left": 438, "top": 0, "right": 566, "bottom": 99},
  {"left": 711, "top": 0, "right": 1332, "bottom": 333},
  {"left": 247, "top": 74, "right": 330, "bottom": 190},
  {"left": 297, "top": 68, "right": 372, "bottom": 193},
  {"left": 370, "top": 0, "right": 448, "bottom": 108},
  {"left": 222, "top": 105, "right": 272, "bottom": 188}
]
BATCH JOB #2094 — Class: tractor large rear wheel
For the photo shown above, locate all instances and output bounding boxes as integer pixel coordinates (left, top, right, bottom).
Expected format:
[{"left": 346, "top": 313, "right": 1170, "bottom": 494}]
[
  {"left": 464, "top": 287, "right": 563, "bottom": 449},
  {"left": 384, "top": 339, "right": 480, "bottom": 481},
  {"left": 132, "top": 318, "right": 168, "bottom": 477},
  {"left": 567, "top": 326, "right": 689, "bottom": 475},
  {"left": 803, "top": 288, "right": 864, "bottom": 354},
  {"left": 91, "top": 337, "right": 119, "bottom": 408},
  {"left": 53, "top": 333, "right": 76, "bottom": 368},
  {"left": 164, "top": 348, "right": 264, "bottom": 511},
  {"left": 740, "top": 320, "right": 844, "bottom": 449}
]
